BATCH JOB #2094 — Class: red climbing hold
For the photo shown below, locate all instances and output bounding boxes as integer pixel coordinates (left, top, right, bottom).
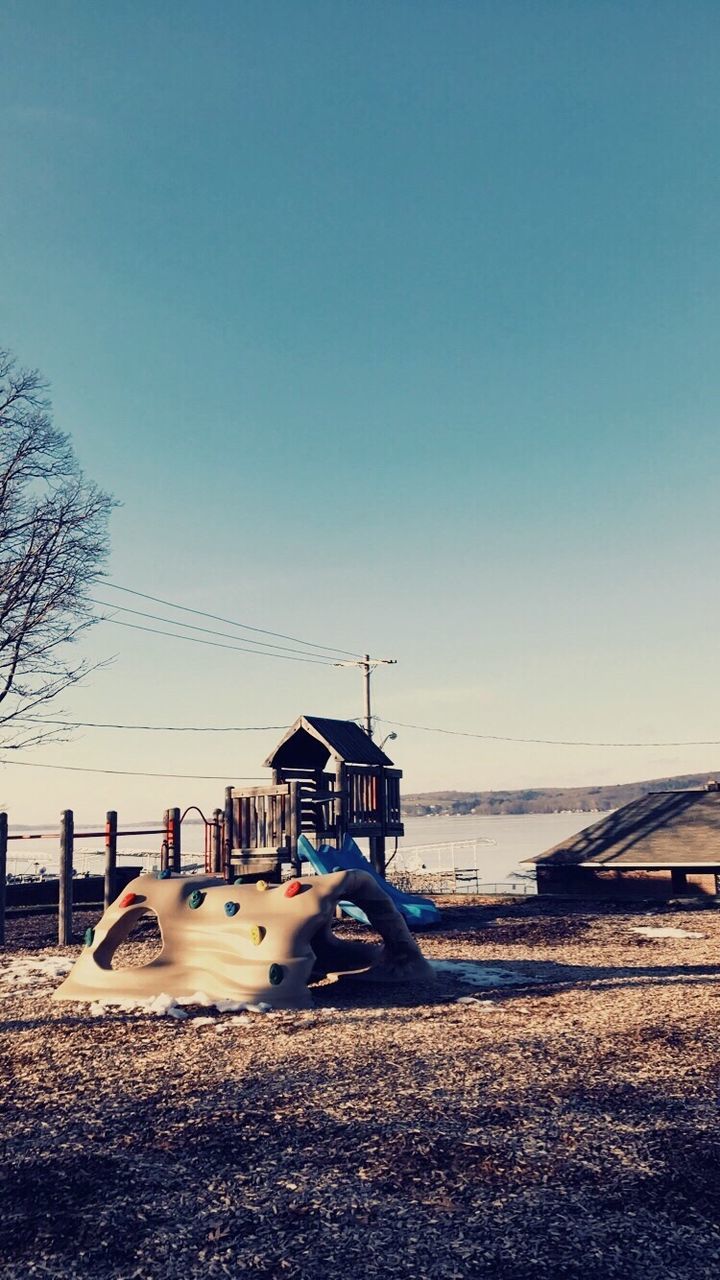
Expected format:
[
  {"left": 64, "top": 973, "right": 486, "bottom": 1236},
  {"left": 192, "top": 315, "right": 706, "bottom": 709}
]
[
  {"left": 119, "top": 892, "right": 137, "bottom": 908},
  {"left": 284, "top": 880, "right": 302, "bottom": 898}
]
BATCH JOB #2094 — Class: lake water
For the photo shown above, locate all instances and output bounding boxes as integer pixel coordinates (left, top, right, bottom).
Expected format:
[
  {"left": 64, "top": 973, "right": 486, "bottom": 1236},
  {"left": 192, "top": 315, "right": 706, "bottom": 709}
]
[
  {"left": 390, "top": 812, "right": 603, "bottom": 886},
  {"left": 6, "top": 811, "right": 604, "bottom": 890}
]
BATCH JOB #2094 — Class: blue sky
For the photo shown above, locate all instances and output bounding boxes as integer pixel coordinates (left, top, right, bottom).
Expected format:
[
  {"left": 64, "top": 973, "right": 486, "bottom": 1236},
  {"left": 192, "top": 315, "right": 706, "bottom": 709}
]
[{"left": 2, "top": 1, "right": 720, "bottom": 823}]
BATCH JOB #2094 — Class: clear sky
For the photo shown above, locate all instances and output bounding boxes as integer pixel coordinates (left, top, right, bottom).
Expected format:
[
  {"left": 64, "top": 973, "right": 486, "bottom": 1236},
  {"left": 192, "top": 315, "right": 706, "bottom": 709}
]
[{"left": 2, "top": 0, "right": 720, "bottom": 824}]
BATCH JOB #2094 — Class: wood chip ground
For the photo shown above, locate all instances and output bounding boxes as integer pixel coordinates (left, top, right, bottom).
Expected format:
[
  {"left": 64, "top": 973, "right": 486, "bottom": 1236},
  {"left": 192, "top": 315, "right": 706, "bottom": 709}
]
[{"left": 3, "top": 895, "right": 720, "bottom": 1279}]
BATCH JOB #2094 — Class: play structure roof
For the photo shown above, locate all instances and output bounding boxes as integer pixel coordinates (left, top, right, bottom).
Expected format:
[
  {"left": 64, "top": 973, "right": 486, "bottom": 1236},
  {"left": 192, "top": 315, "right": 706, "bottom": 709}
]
[
  {"left": 264, "top": 716, "right": 395, "bottom": 769},
  {"left": 527, "top": 789, "right": 720, "bottom": 870}
]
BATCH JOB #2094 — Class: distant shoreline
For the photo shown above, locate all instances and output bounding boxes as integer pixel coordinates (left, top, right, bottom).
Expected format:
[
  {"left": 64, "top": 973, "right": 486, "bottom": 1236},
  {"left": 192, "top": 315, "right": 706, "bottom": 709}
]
[{"left": 403, "top": 769, "right": 718, "bottom": 817}]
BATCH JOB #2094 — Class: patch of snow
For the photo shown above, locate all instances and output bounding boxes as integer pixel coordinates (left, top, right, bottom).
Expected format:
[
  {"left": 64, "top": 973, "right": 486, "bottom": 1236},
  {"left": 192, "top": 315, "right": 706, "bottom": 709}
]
[
  {"left": 630, "top": 927, "right": 705, "bottom": 939},
  {"left": 431, "top": 960, "right": 537, "bottom": 988},
  {"left": 0, "top": 956, "right": 73, "bottom": 987},
  {"left": 166, "top": 1006, "right": 188, "bottom": 1020},
  {"left": 148, "top": 993, "right": 179, "bottom": 1016},
  {"left": 456, "top": 996, "right": 500, "bottom": 1011},
  {"left": 191, "top": 1016, "right": 216, "bottom": 1027}
]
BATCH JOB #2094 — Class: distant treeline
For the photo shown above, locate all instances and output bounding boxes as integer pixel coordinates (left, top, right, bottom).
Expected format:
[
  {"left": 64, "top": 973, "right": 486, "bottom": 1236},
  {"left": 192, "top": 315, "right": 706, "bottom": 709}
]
[{"left": 403, "top": 771, "right": 720, "bottom": 816}]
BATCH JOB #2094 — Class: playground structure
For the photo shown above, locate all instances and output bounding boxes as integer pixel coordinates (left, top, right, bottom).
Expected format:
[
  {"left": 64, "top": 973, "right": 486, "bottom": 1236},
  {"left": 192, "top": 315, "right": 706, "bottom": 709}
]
[
  {"left": 0, "top": 715, "right": 417, "bottom": 947},
  {"left": 223, "top": 715, "right": 404, "bottom": 881},
  {"left": 53, "top": 868, "right": 433, "bottom": 1010}
]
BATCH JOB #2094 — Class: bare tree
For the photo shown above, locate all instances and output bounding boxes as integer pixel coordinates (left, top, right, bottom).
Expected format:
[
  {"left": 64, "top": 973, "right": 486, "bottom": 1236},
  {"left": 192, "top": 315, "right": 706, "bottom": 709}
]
[{"left": 0, "top": 349, "right": 115, "bottom": 748}]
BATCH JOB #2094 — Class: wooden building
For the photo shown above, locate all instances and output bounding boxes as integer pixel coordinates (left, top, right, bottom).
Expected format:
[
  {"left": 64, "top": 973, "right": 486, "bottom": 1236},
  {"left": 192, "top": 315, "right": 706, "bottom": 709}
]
[
  {"left": 528, "top": 785, "right": 720, "bottom": 900},
  {"left": 224, "top": 715, "right": 403, "bottom": 881}
]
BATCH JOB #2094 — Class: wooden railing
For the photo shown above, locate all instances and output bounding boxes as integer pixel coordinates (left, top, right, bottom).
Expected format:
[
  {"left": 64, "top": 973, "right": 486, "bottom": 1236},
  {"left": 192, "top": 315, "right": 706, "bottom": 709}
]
[{"left": 229, "top": 784, "right": 296, "bottom": 857}]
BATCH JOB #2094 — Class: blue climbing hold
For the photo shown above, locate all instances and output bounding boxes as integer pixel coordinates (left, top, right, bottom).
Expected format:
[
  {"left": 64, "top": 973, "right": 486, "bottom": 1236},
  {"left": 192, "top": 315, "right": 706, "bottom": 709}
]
[
  {"left": 188, "top": 889, "right": 205, "bottom": 910},
  {"left": 224, "top": 901, "right": 240, "bottom": 917}
]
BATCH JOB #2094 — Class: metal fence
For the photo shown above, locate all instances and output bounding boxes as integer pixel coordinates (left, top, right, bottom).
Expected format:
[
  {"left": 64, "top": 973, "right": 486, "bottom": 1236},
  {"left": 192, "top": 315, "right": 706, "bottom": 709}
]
[{"left": 384, "top": 837, "right": 537, "bottom": 896}]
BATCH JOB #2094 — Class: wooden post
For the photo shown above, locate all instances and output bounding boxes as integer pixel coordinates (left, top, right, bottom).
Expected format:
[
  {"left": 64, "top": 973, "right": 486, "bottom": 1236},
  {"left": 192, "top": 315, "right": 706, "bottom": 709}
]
[
  {"left": 288, "top": 780, "right": 300, "bottom": 875},
  {"left": 369, "top": 835, "right": 386, "bottom": 878},
  {"left": 211, "top": 808, "right": 223, "bottom": 874},
  {"left": 104, "top": 810, "right": 118, "bottom": 910},
  {"left": 170, "top": 806, "right": 181, "bottom": 872},
  {"left": 59, "top": 809, "right": 74, "bottom": 946},
  {"left": 223, "top": 786, "right": 234, "bottom": 881},
  {"left": 160, "top": 809, "right": 170, "bottom": 873},
  {"left": 671, "top": 869, "right": 688, "bottom": 896},
  {"left": 0, "top": 812, "right": 7, "bottom": 947},
  {"left": 334, "top": 761, "right": 346, "bottom": 846}
]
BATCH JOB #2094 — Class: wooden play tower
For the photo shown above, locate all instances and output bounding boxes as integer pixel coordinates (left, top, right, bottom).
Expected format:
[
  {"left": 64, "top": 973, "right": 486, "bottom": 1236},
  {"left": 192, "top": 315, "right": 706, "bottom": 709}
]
[{"left": 223, "top": 716, "right": 403, "bottom": 881}]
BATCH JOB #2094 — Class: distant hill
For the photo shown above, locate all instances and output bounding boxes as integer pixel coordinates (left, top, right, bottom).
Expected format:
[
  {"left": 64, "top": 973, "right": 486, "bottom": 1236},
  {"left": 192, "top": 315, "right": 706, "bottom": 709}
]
[{"left": 402, "top": 772, "right": 720, "bottom": 817}]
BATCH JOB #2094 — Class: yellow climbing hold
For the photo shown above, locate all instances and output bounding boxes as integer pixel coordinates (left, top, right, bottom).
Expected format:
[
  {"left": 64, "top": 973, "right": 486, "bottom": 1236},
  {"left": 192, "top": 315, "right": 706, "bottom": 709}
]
[
  {"left": 256, "top": 880, "right": 269, "bottom": 892},
  {"left": 250, "top": 925, "right": 266, "bottom": 946}
]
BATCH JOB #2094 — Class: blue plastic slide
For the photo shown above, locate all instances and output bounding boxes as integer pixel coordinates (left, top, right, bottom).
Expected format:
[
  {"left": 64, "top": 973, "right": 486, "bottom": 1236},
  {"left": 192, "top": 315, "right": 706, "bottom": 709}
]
[{"left": 297, "top": 834, "right": 440, "bottom": 929}]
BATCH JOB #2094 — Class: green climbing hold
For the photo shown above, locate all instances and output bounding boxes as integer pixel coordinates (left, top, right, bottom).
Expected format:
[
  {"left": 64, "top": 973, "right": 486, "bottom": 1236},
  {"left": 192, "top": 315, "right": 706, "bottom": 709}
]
[
  {"left": 83, "top": 927, "right": 95, "bottom": 947},
  {"left": 188, "top": 889, "right": 205, "bottom": 910},
  {"left": 269, "top": 964, "right": 284, "bottom": 986},
  {"left": 157, "top": 868, "right": 172, "bottom": 879},
  {"left": 224, "top": 901, "right": 240, "bottom": 917}
]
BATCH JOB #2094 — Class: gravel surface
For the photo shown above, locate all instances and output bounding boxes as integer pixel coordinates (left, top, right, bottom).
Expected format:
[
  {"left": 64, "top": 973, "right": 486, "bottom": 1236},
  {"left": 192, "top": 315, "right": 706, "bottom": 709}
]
[{"left": 3, "top": 895, "right": 720, "bottom": 1279}]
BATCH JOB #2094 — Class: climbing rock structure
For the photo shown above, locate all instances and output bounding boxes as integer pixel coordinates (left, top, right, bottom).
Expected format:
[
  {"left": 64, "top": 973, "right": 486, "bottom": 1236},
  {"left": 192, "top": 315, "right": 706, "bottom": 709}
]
[{"left": 53, "top": 870, "right": 433, "bottom": 1010}]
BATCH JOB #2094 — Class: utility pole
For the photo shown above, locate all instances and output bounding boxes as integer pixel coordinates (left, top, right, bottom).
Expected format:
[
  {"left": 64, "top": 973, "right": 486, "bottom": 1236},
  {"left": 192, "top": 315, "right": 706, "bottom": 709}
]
[
  {"left": 335, "top": 654, "right": 397, "bottom": 737},
  {"left": 362, "top": 654, "right": 372, "bottom": 736}
]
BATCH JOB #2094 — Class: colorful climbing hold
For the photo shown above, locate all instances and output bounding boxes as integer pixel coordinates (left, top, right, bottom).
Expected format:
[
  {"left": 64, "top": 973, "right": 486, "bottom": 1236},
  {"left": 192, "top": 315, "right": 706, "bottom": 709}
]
[
  {"left": 83, "top": 927, "right": 95, "bottom": 947},
  {"left": 157, "top": 868, "right": 172, "bottom": 879},
  {"left": 284, "top": 880, "right": 302, "bottom": 898},
  {"left": 224, "top": 901, "right": 240, "bottom": 917},
  {"left": 119, "top": 892, "right": 137, "bottom": 908},
  {"left": 256, "top": 880, "right": 269, "bottom": 892},
  {"left": 332, "top": 866, "right": 342, "bottom": 873},
  {"left": 250, "top": 925, "right": 266, "bottom": 946},
  {"left": 188, "top": 889, "right": 205, "bottom": 910},
  {"left": 269, "top": 964, "right": 284, "bottom": 985}
]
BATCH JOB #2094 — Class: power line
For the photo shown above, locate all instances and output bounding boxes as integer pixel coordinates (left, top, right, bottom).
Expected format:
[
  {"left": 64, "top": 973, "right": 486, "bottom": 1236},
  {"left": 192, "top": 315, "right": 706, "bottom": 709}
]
[
  {"left": 20, "top": 717, "right": 291, "bottom": 732},
  {"left": 90, "top": 599, "right": 343, "bottom": 661},
  {"left": 102, "top": 581, "right": 363, "bottom": 658},
  {"left": 102, "top": 618, "right": 339, "bottom": 664},
  {"left": 375, "top": 717, "right": 720, "bottom": 749},
  {"left": 0, "top": 757, "right": 264, "bottom": 780}
]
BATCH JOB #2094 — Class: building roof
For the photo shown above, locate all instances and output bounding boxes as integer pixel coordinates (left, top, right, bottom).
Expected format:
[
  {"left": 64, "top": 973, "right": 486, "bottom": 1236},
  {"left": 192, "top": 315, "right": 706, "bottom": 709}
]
[
  {"left": 527, "top": 789, "right": 720, "bottom": 870},
  {"left": 264, "top": 715, "right": 395, "bottom": 769}
]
